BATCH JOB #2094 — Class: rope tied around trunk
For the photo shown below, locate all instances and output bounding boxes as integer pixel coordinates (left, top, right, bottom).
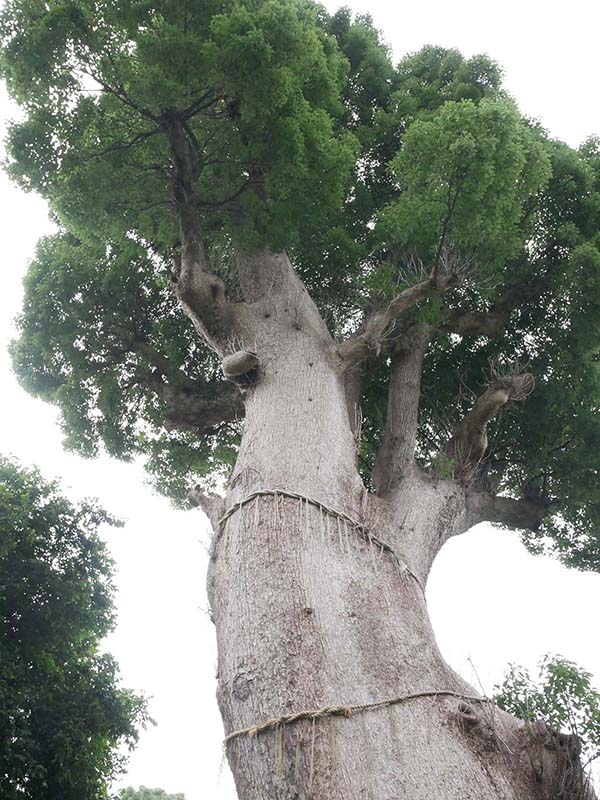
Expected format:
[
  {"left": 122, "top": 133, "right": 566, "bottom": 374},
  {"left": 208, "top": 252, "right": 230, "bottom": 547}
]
[
  {"left": 223, "top": 689, "right": 492, "bottom": 746},
  {"left": 215, "top": 488, "right": 425, "bottom": 594}
]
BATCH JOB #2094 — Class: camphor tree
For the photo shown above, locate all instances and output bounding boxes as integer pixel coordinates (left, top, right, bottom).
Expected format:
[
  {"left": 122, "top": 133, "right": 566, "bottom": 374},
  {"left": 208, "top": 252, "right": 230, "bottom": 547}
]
[
  {"left": 0, "top": 456, "right": 146, "bottom": 799},
  {"left": 1, "top": 1, "right": 599, "bottom": 797}
]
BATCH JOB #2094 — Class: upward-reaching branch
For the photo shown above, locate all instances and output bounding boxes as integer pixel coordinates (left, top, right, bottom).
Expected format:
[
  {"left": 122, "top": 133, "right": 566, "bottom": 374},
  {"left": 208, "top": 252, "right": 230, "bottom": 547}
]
[
  {"left": 431, "top": 176, "right": 463, "bottom": 284},
  {"left": 372, "top": 324, "right": 432, "bottom": 495},
  {"left": 162, "top": 112, "right": 238, "bottom": 348},
  {"left": 443, "top": 366, "right": 535, "bottom": 480}
]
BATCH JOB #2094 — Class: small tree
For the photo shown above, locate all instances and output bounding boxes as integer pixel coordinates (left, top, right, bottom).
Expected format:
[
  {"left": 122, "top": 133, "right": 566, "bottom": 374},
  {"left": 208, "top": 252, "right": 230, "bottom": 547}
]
[
  {"left": 496, "top": 656, "right": 600, "bottom": 798},
  {"left": 119, "top": 788, "right": 186, "bottom": 800},
  {"left": 0, "top": 456, "right": 147, "bottom": 800},
  {"left": 1, "top": 2, "right": 599, "bottom": 798}
]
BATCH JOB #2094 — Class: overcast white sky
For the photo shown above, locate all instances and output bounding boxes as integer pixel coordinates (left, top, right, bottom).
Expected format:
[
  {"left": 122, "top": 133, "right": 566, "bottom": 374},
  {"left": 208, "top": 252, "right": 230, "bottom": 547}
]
[{"left": 1, "top": 1, "right": 599, "bottom": 798}]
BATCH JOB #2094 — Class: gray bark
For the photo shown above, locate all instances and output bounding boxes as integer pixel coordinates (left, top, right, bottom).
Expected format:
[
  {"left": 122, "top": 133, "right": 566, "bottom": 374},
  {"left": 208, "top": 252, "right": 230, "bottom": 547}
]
[{"left": 197, "top": 255, "right": 568, "bottom": 800}]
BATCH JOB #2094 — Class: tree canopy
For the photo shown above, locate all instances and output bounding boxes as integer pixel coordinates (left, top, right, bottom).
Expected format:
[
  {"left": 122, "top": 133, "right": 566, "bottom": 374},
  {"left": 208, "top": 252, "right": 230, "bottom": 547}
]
[
  {"left": 0, "top": 456, "right": 147, "bottom": 800},
  {"left": 1, "top": 1, "right": 599, "bottom": 568}
]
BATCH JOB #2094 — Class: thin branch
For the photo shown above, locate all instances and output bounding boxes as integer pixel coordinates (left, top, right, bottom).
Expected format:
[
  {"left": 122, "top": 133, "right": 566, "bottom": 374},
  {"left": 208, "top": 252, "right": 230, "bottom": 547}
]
[
  {"left": 431, "top": 177, "right": 463, "bottom": 284},
  {"left": 88, "top": 127, "right": 161, "bottom": 160},
  {"left": 197, "top": 177, "right": 258, "bottom": 208},
  {"left": 111, "top": 326, "right": 197, "bottom": 388},
  {"left": 182, "top": 91, "right": 222, "bottom": 120},
  {"left": 79, "top": 67, "right": 160, "bottom": 122}
]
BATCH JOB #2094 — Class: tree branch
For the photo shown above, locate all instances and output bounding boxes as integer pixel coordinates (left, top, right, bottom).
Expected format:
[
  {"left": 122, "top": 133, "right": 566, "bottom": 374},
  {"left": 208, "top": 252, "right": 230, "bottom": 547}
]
[
  {"left": 139, "top": 370, "right": 244, "bottom": 434},
  {"left": 87, "top": 127, "right": 161, "bottom": 160},
  {"left": 444, "top": 367, "right": 535, "bottom": 479},
  {"left": 182, "top": 91, "right": 222, "bottom": 120},
  {"left": 162, "top": 112, "right": 238, "bottom": 347},
  {"left": 465, "top": 491, "right": 549, "bottom": 531},
  {"left": 111, "top": 326, "right": 198, "bottom": 389},
  {"left": 187, "top": 486, "right": 224, "bottom": 529},
  {"left": 110, "top": 325, "right": 245, "bottom": 433},
  {"left": 338, "top": 252, "right": 467, "bottom": 367},
  {"left": 441, "top": 308, "right": 509, "bottom": 339},
  {"left": 431, "top": 177, "right": 463, "bottom": 284},
  {"left": 439, "top": 276, "right": 551, "bottom": 341},
  {"left": 372, "top": 324, "right": 433, "bottom": 494},
  {"left": 80, "top": 67, "right": 159, "bottom": 122}
]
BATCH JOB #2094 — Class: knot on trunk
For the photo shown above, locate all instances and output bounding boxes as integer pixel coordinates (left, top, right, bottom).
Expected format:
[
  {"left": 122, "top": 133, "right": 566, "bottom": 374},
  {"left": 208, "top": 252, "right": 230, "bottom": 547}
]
[{"left": 222, "top": 350, "right": 259, "bottom": 380}]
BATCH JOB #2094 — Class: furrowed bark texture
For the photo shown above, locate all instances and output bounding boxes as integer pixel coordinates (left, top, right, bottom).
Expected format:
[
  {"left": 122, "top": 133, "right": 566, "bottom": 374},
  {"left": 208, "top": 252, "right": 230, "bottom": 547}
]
[{"left": 197, "top": 254, "right": 569, "bottom": 800}]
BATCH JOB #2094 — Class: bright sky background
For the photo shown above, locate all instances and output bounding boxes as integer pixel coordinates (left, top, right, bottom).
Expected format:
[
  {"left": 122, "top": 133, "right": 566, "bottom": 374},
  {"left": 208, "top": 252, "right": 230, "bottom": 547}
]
[{"left": 1, "top": 1, "right": 599, "bottom": 798}]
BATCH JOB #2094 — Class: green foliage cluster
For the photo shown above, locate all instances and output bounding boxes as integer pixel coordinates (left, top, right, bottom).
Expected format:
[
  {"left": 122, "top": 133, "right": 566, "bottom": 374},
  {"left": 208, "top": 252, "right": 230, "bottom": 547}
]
[
  {"left": 379, "top": 98, "right": 550, "bottom": 267},
  {"left": 0, "top": 456, "right": 147, "bottom": 800},
  {"left": 496, "top": 655, "right": 600, "bottom": 771},
  {"left": 10, "top": 232, "right": 239, "bottom": 503},
  {"left": 1, "top": 2, "right": 599, "bottom": 567}
]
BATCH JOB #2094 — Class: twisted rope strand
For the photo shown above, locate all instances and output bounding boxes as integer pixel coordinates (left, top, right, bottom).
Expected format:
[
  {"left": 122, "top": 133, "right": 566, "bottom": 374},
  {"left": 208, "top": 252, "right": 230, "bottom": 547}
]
[{"left": 224, "top": 689, "right": 491, "bottom": 745}]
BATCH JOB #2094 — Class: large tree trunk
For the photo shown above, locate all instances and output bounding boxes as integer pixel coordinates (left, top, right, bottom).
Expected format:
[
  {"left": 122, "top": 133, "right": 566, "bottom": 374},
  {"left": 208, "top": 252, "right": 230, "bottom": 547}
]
[{"left": 205, "top": 307, "right": 572, "bottom": 800}]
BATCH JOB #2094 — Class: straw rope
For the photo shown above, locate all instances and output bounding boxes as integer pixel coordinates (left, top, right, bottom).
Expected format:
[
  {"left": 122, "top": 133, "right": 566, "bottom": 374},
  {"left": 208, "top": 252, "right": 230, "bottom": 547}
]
[
  {"left": 224, "top": 689, "right": 491, "bottom": 745},
  {"left": 215, "top": 488, "right": 425, "bottom": 594}
]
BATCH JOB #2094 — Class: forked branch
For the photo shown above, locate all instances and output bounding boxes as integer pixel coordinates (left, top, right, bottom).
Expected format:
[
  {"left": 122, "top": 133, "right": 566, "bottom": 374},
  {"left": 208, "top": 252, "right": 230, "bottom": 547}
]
[{"left": 338, "top": 250, "right": 471, "bottom": 367}]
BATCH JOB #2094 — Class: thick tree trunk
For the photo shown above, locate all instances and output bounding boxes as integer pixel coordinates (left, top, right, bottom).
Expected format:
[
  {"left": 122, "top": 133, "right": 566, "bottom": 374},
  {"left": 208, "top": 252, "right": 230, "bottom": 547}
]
[{"left": 202, "top": 265, "right": 570, "bottom": 800}]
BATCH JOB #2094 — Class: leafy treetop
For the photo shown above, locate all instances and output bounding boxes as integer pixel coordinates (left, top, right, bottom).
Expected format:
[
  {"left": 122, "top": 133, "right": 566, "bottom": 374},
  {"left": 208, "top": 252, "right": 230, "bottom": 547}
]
[{"left": 1, "top": 1, "right": 599, "bottom": 568}]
